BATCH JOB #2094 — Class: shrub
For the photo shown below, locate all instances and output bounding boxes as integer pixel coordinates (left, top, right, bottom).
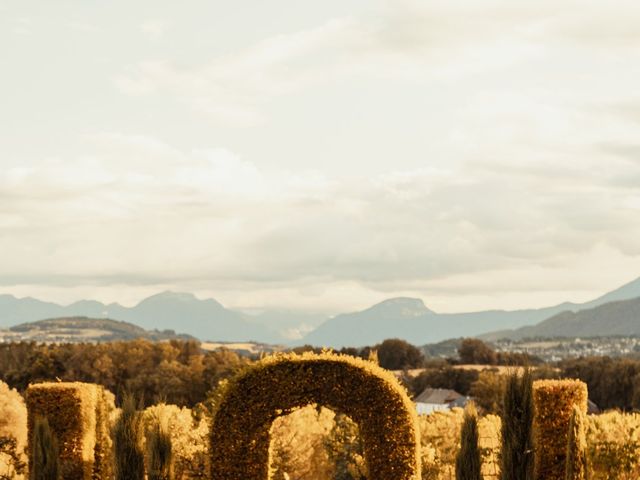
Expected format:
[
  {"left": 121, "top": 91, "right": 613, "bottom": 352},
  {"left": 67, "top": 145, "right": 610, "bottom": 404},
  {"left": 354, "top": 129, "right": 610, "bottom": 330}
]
[
  {"left": 143, "top": 404, "right": 209, "bottom": 479},
  {"left": 209, "top": 352, "right": 421, "bottom": 479},
  {"left": 0, "top": 381, "right": 28, "bottom": 479},
  {"left": 324, "top": 413, "right": 366, "bottom": 480},
  {"left": 270, "top": 405, "right": 334, "bottom": 480},
  {"left": 470, "top": 370, "right": 507, "bottom": 415},
  {"left": 0, "top": 436, "right": 27, "bottom": 480},
  {"left": 586, "top": 410, "right": 640, "bottom": 479},
  {"left": 533, "top": 379, "right": 588, "bottom": 480}
]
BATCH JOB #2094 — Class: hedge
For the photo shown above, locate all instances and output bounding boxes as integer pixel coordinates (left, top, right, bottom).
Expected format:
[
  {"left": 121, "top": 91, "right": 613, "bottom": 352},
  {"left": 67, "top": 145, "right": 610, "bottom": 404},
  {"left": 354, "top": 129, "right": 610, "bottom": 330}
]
[
  {"left": 26, "top": 382, "right": 114, "bottom": 480},
  {"left": 209, "top": 352, "right": 421, "bottom": 480},
  {"left": 533, "top": 379, "right": 588, "bottom": 480}
]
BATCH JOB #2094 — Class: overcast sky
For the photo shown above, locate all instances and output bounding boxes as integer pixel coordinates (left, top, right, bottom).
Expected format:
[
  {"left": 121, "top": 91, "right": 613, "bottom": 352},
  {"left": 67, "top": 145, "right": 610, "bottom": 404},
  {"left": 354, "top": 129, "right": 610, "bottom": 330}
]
[{"left": 1, "top": 0, "right": 640, "bottom": 313}]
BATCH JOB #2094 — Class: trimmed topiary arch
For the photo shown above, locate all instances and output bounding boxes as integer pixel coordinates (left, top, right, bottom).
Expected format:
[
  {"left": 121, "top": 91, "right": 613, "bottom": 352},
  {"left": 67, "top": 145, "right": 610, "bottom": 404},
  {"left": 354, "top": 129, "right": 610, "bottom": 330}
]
[{"left": 209, "top": 352, "right": 421, "bottom": 479}]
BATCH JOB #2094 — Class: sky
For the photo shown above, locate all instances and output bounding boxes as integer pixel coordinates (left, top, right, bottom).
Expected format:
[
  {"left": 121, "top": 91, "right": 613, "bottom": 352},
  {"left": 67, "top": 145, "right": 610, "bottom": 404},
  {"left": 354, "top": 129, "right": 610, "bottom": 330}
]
[{"left": 1, "top": 0, "right": 640, "bottom": 314}]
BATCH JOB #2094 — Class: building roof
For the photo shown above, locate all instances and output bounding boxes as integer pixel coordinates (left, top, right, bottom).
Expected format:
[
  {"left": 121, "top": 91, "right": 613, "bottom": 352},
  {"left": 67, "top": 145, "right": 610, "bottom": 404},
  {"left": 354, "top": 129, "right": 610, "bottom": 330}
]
[{"left": 414, "top": 387, "right": 463, "bottom": 405}]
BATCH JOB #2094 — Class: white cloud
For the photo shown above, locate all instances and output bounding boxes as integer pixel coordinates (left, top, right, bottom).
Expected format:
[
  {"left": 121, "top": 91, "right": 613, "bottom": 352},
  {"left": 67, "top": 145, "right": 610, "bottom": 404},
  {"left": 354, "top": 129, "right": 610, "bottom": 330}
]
[
  {"left": 1, "top": 130, "right": 640, "bottom": 311},
  {"left": 140, "top": 19, "right": 169, "bottom": 40}
]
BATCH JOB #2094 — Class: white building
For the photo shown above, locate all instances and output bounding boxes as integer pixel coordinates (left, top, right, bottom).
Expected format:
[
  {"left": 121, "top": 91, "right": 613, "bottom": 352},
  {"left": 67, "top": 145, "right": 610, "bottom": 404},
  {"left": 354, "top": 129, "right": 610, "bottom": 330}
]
[{"left": 414, "top": 387, "right": 469, "bottom": 415}]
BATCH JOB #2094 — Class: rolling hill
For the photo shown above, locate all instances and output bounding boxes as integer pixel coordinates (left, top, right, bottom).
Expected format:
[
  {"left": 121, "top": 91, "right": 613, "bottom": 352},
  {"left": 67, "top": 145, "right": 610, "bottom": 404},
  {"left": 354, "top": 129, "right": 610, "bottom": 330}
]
[
  {"left": 5, "top": 316, "right": 196, "bottom": 343},
  {"left": 482, "top": 297, "right": 640, "bottom": 340}
]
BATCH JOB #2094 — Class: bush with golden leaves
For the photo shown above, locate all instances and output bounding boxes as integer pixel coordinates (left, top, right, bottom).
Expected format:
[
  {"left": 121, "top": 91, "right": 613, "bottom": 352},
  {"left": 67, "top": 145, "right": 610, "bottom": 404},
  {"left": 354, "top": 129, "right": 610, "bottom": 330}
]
[
  {"left": 586, "top": 410, "right": 640, "bottom": 480},
  {"left": 418, "top": 409, "right": 501, "bottom": 480},
  {"left": 0, "top": 380, "right": 28, "bottom": 479},
  {"left": 209, "top": 352, "right": 421, "bottom": 480},
  {"left": 270, "top": 405, "right": 335, "bottom": 480},
  {"left": 142, "top": 403, "right": 209, "bottom": 479}
]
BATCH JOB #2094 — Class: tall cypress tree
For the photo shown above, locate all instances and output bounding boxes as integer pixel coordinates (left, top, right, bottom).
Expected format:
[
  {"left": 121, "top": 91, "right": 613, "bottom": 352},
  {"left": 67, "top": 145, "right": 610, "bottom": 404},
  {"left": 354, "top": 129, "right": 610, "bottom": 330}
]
[
  {"left": 113, "top": 394, "right": 144, "bottom": 480},
  {"left": 500, "top": 367, "right": 534, "bottom": 480},
  {"left": 30, "top": 415, "right": 59, "bottom": 480},
  {"left": 456, "top": 403, "right": 482, "bottom": 480}
]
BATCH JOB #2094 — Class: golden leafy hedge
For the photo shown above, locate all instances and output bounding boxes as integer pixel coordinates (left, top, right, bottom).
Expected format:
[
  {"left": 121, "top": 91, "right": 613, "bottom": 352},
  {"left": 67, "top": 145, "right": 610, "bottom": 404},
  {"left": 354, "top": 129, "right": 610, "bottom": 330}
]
[
  {"left": 209, "top": 352, "right": 421, "bottom": 480},
  {"left": 26, "top": 382, "right": 114, "bottom": 480},
  {"left": 533, "top": 379, "right": 588, "bottom": 480}
]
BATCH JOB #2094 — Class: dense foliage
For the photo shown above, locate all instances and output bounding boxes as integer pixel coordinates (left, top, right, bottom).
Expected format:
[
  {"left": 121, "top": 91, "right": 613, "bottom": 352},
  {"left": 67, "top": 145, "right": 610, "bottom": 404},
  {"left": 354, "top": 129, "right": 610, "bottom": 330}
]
[
  {"left": 458, "top": 339, "right": 541, "bottom": 366},
  {"left": 6, "top": 339, "right": 640, "bottom": 479},
  {"left": 3, "top": 376, "right": 640, "bottom": 479},
  {"left": 408, "top": 364, "right": 479, "bottom": 398},
  {"left": 0, "top": 340, "right": 247, "bottom": 407},
  {"left": 0, "top": 381, "right": 27, "bottom": 480},
  {"left": 559, "top": 356, "right": 640, "bottom": 411}
]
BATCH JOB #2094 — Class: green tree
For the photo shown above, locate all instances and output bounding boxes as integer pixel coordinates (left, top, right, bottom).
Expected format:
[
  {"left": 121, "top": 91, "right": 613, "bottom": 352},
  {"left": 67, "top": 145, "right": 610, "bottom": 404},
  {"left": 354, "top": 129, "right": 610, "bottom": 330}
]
[
  {"left": 458, "top": 339, "right": 497, "bottom": 365},
  {"left": 500, "top": 368, "right": 534, "bottom": 480},
  {"left": 409, "top": 365, "right": 479, "bottom": 397},
  {"left": 455, "top": 404, "right": 482, "bottom": 480},
  {"left": 375, "top": 339, "right": 424, "bottom": 370}
]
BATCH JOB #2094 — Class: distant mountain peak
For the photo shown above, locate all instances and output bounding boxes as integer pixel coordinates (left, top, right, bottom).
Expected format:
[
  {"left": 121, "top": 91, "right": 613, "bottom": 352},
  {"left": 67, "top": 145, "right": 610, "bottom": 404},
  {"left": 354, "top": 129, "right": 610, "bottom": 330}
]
[
  {"left": 143, "top": 291, "right": 199, "bottom": 302},
  {"left": 369, "top": 297, "right": 433, "bottom": 315}
]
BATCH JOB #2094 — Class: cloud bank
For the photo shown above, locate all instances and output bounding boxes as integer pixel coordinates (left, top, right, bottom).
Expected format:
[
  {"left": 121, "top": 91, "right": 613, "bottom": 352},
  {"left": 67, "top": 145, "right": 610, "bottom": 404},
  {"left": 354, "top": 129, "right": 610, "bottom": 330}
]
[{"left": 1, "top": 0, "right": 640, "bottom": 312}]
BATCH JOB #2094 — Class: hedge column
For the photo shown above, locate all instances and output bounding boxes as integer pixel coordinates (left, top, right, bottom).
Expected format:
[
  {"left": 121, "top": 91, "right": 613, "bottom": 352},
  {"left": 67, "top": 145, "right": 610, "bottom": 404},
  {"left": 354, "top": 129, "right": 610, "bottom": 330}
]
[
  {"left": 209, "top": 352, "right": 422, "bottom": 480},
  {"left": 532, "top": 379, "right": 588, "bottom": 480},
  {"left": 26, "top": 382, "right": 107, "bottom": 480}
]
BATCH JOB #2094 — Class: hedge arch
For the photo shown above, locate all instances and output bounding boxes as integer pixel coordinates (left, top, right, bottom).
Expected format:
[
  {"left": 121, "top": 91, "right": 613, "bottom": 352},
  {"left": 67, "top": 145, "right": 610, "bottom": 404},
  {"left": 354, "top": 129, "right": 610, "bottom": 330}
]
[{"left": 209, "top": 352, "right": 421, "bottom": 480}]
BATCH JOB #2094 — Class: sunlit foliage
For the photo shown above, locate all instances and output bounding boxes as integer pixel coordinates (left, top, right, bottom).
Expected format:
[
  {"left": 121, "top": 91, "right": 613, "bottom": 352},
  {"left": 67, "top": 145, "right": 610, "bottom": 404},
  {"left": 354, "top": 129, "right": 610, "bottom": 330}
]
[{"left": 0, "top": 380, "right": 27, "bottom": 479}]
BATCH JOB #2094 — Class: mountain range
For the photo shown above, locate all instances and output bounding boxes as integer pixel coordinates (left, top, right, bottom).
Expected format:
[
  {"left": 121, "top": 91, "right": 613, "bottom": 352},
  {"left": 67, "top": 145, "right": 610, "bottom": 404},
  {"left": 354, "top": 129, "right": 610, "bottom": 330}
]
[
  {"left": 0, "top": 291, "right": 281, "bottom": 343},
  {"left": 1, "top": 276, "right": 639, "bottom": 346},
  {"left": 299, "top": 276, "right": 640, "bottom": 347}
]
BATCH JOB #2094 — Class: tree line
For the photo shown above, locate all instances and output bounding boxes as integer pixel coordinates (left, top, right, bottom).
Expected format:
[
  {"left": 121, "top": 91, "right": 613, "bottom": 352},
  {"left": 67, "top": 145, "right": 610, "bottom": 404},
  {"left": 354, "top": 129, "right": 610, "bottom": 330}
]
[{"left": 1, "top": 337, "right": 640, "bottom": 412}]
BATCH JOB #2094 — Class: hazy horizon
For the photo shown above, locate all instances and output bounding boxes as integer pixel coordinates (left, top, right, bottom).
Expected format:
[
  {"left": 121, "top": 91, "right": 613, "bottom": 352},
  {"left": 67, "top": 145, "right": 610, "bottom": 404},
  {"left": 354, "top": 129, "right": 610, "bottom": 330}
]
[{"left": 2, "top": 1, "right": 640, "bottom": 315}]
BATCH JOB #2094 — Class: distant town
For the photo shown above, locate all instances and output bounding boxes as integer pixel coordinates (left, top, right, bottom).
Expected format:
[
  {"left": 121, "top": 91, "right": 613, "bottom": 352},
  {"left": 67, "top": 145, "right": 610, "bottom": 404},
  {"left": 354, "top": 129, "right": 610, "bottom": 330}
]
[{"left": 494, "top": 336, "right": 640, "bottom": 362}]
